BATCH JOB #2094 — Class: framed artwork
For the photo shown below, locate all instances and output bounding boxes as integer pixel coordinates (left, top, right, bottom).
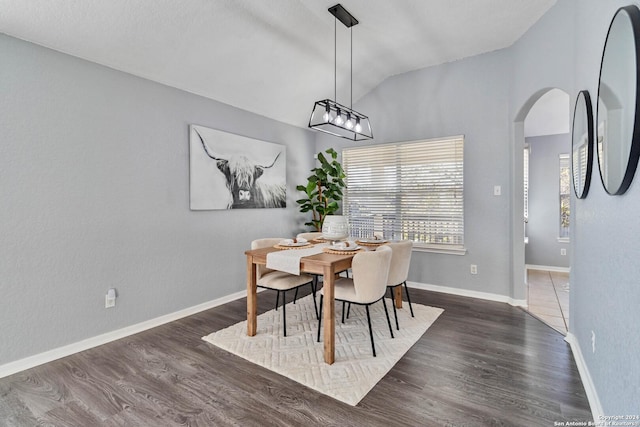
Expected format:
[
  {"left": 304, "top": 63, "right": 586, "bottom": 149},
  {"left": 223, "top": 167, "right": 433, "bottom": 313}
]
[{"left": 190, "top": 125, "right": 286, "bottom": 210}]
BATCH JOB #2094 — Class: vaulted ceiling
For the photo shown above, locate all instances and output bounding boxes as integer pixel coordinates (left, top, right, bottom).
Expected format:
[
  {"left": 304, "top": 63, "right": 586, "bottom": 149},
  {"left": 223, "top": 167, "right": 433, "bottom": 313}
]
[{"left": 0, "top": 0, "right": 556, "bottom": 128}]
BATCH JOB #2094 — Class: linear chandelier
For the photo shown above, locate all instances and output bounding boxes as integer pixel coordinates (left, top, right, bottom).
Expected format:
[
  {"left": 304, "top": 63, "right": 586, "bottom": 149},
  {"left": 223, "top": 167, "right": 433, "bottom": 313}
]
[{"left": 308, "top": 4, "right": 373, "bottom": 141}]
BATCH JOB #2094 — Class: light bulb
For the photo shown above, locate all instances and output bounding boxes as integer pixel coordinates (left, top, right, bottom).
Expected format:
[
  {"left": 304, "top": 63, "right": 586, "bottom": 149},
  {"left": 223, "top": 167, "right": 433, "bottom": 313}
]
[
  {"left": 322, "top": 104, "right": 331, "bottom": 122},
  {"left": 345, "top": 113, "right": 354, "bottom": 129},
  {"left": 355, "top": 117, "right": 362, "bottom": 133},
  {"left": 335, "top": 109, "right": 344, "bottom": 125}
]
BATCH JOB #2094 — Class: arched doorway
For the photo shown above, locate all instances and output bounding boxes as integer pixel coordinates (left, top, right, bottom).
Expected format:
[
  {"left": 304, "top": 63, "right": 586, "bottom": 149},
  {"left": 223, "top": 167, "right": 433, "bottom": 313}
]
[{"left": 512, "top": 87, "right": 571, "bottom": 334}]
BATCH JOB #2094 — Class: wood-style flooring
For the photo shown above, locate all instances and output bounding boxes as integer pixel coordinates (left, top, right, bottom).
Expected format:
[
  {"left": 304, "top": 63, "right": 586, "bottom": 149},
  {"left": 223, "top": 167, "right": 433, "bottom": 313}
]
[{"left": 0, "top": 288, "right": 592, "bottom": 426}]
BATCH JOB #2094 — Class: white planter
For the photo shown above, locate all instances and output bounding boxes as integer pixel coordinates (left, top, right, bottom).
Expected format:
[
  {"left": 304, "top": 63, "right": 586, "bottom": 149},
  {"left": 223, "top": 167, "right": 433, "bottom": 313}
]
[{"left": 322, "top": 215, "right": 349, "bottom": 240}]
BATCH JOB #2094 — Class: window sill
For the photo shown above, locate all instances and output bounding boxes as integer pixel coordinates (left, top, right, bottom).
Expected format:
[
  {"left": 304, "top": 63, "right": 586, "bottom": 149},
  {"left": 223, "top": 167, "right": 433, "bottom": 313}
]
[{"left": 412, "top": 245, "right": 467, "bottom": 256}]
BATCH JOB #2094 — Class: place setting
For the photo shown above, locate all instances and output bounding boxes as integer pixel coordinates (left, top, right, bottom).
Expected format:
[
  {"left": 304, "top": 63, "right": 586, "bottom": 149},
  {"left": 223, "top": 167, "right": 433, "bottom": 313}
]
[
  {"left": 273, "top": 237, "right": 313, "bottom": 250},
  {"left": 323, "top": 239, "right": 362, "bottom": 255},
  {"left": 355, "top": 236, "right": 389, "bottom": 247}
]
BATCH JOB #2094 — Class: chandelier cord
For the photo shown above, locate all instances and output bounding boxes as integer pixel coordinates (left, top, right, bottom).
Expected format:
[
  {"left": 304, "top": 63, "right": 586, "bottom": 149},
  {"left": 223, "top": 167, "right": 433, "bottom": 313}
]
[
  {"left": 334, "top": 16, "right": 337, "bottom": 102},
  {"left": 350, "top": 26, "right": 353, "bottom": 109}
]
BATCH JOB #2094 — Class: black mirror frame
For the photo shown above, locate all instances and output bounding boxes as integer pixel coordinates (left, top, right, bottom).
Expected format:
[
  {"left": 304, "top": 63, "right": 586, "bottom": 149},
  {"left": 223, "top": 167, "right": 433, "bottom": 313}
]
[
  {"left": 571, "top": 90, "right": 594, "bottom": 199},
  {"left": 596, "top": 5, "right": 640, "bottom": 195}
]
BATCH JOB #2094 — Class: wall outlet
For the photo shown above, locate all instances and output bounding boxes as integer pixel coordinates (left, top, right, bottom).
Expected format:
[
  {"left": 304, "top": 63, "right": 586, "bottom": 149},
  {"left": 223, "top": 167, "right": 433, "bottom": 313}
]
[
  {"left": 591, "top": 330, "right": 596, "bottom": 354},
  {"left": 561, "top": 248, "right": 567, "bottom": 256},
  {"left": 105, "top": 288, "right": 116, "bottom": 308},
  {"left": 493, "top": 185, "right": 501, "bottom": 196},
  {"left": 470, "top": 264, "right": 478, "bottom": 275}
]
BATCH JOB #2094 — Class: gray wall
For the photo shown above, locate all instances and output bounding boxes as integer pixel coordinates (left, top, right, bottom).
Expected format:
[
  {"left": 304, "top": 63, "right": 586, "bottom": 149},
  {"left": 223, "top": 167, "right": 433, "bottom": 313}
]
[
  {"left": 317, "top": 49, "right": 514, "bottom": 298},
  {"left": 0, "top": 34, "right": 316, "bottom": 365},
  {"left": 525, "top": 133, "right": 570, "bottom": 268}
]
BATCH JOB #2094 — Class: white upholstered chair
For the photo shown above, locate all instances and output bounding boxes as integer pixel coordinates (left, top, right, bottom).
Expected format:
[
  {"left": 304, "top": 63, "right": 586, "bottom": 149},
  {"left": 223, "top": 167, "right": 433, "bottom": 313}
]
[
  {"left": 386, "top": 240, "right": 414, "bottom": 330},
  {"left": 251, "top": 238, "right": 316, "bottom": 337},
  {"left": 316, "top": 245, "right": 394, "bottom": 357}
]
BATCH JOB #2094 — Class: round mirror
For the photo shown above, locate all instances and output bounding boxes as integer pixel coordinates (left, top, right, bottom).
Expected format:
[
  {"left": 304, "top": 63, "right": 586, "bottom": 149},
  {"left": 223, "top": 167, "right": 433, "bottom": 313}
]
[
  {"left": 571, "top": 91, "right": 594, "bottom": 198},
  {"left": 596, "top": 5, "right": 640, "bottom": 195}
]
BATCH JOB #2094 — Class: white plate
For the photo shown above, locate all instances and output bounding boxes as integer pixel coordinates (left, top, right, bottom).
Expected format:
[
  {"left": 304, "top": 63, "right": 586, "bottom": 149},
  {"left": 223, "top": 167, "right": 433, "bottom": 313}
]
[
  {"left": 280, "top": 241, "right": 310, "bottom": 247},
  {"left": 330, "top": 245, "right": 360, "bottom": 251},
  {"left": 357, "top": 238, "right": 388, "bottom": 244}
]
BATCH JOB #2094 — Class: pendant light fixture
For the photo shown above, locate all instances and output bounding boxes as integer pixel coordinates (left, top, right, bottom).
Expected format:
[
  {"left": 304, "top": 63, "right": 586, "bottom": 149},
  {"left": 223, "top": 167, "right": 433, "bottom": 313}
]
[{"left": 308, "top": 4, "right": 373, "bottom": 141}]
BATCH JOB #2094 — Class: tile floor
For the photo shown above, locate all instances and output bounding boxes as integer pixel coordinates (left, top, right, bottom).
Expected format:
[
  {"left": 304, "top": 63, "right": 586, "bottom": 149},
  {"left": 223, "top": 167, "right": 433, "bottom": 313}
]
[{"left": 526, "top": 269, "right": 570, "bottom": 334}]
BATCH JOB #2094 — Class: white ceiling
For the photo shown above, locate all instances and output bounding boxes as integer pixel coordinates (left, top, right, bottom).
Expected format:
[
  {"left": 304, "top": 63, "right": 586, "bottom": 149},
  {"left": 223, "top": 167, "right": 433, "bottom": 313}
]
[{"left": 0, "top": 0, "right": 557, "bottom": 129}]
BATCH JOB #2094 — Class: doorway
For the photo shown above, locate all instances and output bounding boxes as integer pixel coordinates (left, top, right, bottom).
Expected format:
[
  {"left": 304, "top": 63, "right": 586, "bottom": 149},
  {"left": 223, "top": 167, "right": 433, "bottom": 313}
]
[{"left": 516, "top": 88, "right": 571, "bottom": 334}]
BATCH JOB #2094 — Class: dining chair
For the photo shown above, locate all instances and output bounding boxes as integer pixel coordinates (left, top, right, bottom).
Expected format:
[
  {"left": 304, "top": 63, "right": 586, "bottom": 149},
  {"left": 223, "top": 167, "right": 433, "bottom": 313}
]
[
  {"left": 385, "top": 240, "right": 414, "bottom": 330},
  {"left": 316, "top": 245, "right": 394, "bottom": 357},
  {"left": 251, "top": 238, "right": 317, "bottom": 336}
]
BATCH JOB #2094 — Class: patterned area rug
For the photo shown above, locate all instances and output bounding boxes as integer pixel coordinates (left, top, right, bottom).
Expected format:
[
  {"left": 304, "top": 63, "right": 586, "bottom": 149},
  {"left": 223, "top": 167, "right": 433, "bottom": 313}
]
[{"left": 202, "top": 294, "right": 443, "bottom": 406}]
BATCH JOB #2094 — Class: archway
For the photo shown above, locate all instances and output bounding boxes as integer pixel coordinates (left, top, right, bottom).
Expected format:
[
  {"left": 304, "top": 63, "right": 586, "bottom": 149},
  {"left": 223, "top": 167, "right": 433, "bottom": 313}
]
[{"left": 512, "top": 87, "right": 571, "bottom": 334}]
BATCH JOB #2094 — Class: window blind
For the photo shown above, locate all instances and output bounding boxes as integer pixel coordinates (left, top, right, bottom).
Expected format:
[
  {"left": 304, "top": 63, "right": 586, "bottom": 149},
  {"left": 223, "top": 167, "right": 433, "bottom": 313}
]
[
  {"left": 524, "top": 146, "right": 530, "bottom": 220},
  {"left": 559, "top": 154, "right": 570, "bottom": 238},
  {"left": 342, "top": 136, "right": 464, "bottom": 250}
]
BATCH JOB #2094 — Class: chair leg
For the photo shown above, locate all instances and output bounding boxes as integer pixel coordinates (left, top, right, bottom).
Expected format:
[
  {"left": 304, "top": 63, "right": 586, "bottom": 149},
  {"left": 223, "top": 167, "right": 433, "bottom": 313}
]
[
  {"left": 317, "top": 295, "right": 323, "bottom": 343},
  {"left": 293, "top": 287, "right": 299, "bottom": 304},
  {"left": 282, "top": 290, "right": 287, "bottom": 337},
  {"left": 403, "top": 281, "right": 415, "bottom": 317},
  {"left": 381, "top": 297, "right": 394, "bottom": 339},
  {"left": 365, "top": 305, "right": 376, "bottom": 357},
  {"left": 341, "top": 301, "right": 346, "bottom": 323},
  {"left": 275, "top": 290, "right": 280, "bottom": 311},
  {"left": 310, "top": 283, "right": 319, "bottom": 319},
  {"left": 346, "top": 302, "right": 351, "bottom": 319},
  {"left": 389, "top": 287, "right": 399, "bottom": 330}
]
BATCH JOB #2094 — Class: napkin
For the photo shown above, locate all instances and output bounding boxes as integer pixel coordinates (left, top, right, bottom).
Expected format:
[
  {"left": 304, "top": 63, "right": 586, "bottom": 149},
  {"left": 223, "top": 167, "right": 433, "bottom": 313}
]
[{"left": 333, "top": 240, "right": 356, "bottom": 249}]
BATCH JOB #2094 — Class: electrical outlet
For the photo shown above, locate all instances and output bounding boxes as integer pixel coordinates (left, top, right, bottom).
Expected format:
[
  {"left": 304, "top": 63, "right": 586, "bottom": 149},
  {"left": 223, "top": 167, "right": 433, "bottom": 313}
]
[
  {"left": 105, "top": 288, "right": 116, "bottom": 308},
  {"left": 493, "top": 185, "right": 501, "bottom": 196},
  {"left": 470, "top": 264, "right": 478, "bottom": 275},
  {"left": 591, "top": 330, "right": 596, "bottom": 353},
  {"left": 561, "top": 248, "right": 567, "bottom": 256}
]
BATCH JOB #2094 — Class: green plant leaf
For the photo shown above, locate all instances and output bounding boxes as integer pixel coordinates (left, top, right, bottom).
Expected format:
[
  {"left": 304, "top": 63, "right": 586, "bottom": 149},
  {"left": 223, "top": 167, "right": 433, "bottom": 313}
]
[
  {"left": 306, "top": 181, "right": 316, "bottom": 195},
  {"left": 317, "top": 152, "right": 328, "bottom": 165}
]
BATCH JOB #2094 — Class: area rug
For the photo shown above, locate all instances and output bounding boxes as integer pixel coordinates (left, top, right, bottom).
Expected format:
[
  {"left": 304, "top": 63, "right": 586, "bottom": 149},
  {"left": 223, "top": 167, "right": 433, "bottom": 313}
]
[{"left": 202, "top": 294, "right": 443, "bottom": 406}]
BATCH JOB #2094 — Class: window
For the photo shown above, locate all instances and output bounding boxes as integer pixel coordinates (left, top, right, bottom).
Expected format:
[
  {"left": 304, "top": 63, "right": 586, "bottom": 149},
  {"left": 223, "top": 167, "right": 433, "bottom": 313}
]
[
  {"left": 559, "top": 154, "right": 570, "bottom": 239},
  {"left": 342, "top": 136, "right": 464, "bottom": 253}
]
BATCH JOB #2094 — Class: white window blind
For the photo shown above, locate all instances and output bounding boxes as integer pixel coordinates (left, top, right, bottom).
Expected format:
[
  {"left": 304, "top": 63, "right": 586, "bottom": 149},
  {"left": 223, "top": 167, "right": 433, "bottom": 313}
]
[
  {"left": 559, "top": 154, "right": 570, "bottom": 239},
  {"left": 342, "top": 136, "right": 464, "bottom": 251},
  {"left": 524, "top": 146, "right": 530, "bottom": 221}
]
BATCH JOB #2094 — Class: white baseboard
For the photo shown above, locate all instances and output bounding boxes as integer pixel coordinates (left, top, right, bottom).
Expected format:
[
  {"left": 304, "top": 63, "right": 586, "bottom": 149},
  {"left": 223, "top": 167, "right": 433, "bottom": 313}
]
[
  {"left": 526, "top": 264, "right": 570, "bottom": 273},
  {"left": 0, "top": 289, "right": 251, "bottom": 379},
  {"left": 407, "top": 281, "right": 527, "bottom": 308},
  {"left": 565, "top": 332, "right": 602, "bottom": 421}
]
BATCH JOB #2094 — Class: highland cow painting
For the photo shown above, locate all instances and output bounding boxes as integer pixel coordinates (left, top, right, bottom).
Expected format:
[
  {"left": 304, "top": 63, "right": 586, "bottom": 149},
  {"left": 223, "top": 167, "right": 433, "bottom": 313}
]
[{"left": 190, "top": 125, "right": 286, "bottom": 210}]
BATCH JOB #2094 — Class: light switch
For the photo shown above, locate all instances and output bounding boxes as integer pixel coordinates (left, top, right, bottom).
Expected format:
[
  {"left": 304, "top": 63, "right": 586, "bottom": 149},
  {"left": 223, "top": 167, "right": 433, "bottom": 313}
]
[{"left": 493, "top": 185, "right": 501, "bottom": 196}]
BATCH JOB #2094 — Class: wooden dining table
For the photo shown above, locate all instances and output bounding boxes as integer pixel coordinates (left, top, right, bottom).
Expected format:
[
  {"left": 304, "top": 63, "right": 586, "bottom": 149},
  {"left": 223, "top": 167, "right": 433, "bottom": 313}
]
[{"left": 244, "top": 243, "right": 403, "bottom": 364}]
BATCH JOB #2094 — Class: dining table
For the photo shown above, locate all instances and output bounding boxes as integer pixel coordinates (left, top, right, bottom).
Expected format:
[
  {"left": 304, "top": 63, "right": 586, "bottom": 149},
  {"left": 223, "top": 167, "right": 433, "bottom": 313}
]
[{"left": 244, "top": 242, "right": 403, "bottom": 365}]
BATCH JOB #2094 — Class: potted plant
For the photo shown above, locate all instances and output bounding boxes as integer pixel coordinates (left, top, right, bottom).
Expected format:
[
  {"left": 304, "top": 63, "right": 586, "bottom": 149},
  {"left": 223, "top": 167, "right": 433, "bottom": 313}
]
[{"left": 296, "top": 148, "right": 346, "bottom": 231}]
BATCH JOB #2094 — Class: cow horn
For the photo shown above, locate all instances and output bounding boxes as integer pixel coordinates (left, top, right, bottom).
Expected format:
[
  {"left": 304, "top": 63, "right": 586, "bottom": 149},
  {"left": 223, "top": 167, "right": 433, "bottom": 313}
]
[
  {"left": 260, "top": 152, "right": 281, "bottom": 169},
  {"left": 194, "top": 129, "right": 225, "bottom": 162}
]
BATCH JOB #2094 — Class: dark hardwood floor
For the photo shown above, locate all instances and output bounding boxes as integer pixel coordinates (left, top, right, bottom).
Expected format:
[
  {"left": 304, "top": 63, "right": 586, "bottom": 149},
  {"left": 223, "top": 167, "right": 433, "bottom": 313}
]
[{"left": 0, "top": 288, "right": 592, "bottom": 426}]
